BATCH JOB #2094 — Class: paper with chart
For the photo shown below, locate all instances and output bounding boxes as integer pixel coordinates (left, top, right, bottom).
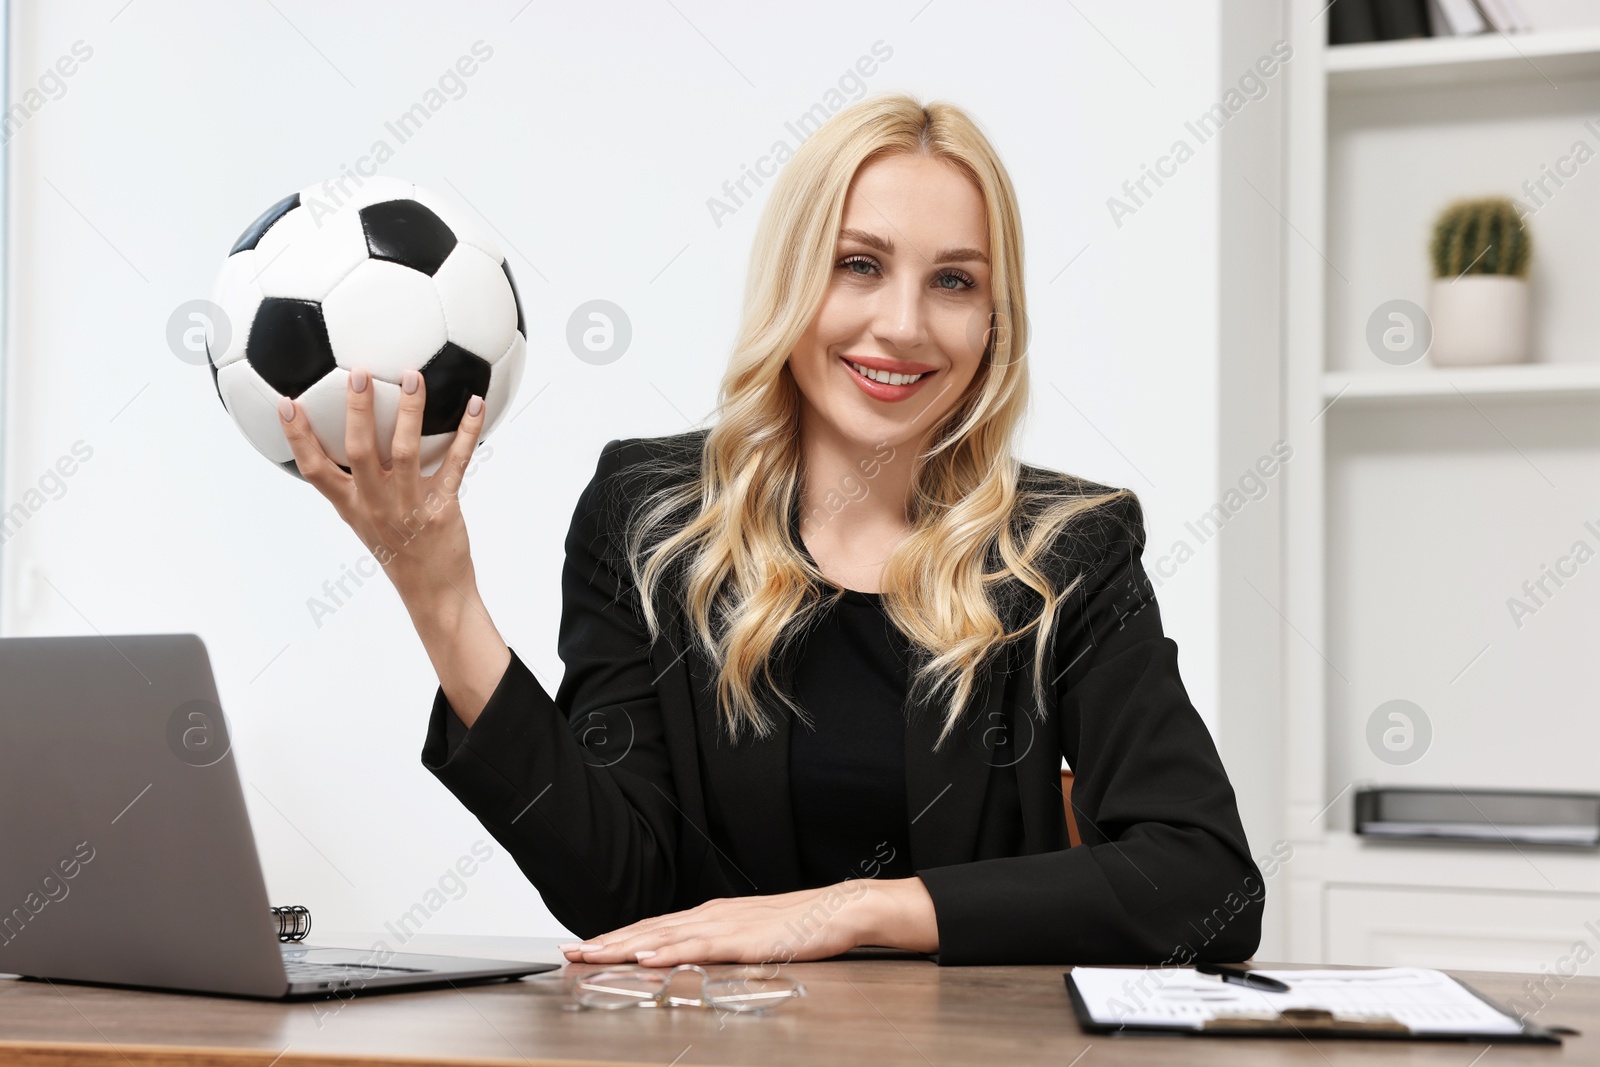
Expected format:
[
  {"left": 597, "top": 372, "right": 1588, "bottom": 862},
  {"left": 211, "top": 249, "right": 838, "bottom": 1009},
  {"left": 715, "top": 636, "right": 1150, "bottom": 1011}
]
[{"left": 1068, "top": 966, "right": 1523, "bottom": 1034}]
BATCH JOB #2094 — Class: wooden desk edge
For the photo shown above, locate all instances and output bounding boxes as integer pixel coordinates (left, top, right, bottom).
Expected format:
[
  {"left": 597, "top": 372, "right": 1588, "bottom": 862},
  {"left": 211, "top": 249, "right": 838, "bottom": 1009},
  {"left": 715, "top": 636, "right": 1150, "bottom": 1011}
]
[{"left": 0, "top": 1040, "right": 666, "bottom": 1067}]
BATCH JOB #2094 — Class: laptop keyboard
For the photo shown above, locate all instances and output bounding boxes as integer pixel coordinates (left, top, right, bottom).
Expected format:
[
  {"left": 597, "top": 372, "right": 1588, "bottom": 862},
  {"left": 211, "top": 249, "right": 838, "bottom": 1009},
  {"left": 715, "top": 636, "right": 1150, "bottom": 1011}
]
[{"left": 282, "top": 958, "right": 430, "bottom": 981}]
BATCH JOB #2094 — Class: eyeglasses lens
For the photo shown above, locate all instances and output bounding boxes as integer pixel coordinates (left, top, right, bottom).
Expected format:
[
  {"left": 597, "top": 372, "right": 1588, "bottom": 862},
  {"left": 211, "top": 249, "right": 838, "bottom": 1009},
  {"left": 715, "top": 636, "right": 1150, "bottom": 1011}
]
[
  {"left": 704, "top": 972, "right": 804, "bottom": 1012},
  {"left": 575, "top": 970, "right": 667, "bottom": 1009}
]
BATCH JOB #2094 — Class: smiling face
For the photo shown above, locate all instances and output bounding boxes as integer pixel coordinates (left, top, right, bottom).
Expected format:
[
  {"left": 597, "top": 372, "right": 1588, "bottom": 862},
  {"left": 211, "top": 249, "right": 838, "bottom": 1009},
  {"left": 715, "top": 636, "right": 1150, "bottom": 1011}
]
[{"left": 786, "top": 152, "right": 993, "bottom": 453}]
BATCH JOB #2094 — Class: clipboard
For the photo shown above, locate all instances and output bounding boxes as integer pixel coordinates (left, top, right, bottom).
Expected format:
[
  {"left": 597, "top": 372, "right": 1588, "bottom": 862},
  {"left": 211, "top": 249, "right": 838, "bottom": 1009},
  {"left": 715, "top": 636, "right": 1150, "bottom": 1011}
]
[{"left": 1062, "top": 966, "right": 1565, "bottom": 1044}]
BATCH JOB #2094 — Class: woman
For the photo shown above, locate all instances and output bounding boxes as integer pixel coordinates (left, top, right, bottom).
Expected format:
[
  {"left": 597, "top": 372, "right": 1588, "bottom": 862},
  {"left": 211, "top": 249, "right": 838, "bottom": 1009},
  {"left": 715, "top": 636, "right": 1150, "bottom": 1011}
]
[{"left": 276, "top": 93, "right": 1263, "bottom": 968}]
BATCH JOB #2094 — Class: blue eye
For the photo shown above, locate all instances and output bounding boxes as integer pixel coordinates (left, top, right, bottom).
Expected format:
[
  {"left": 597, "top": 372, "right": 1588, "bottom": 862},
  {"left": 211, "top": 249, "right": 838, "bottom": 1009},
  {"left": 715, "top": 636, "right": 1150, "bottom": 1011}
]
[{"left": 836, "top": 255, "right": 978, "bottom": 290}]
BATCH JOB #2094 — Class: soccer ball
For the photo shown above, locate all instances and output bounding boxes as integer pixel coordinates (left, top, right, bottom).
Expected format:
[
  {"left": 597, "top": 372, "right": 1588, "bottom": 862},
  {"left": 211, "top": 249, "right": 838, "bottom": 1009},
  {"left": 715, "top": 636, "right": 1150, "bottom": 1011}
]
[{"left": 206, "top": 175, "right": 526, "bottom": 480}]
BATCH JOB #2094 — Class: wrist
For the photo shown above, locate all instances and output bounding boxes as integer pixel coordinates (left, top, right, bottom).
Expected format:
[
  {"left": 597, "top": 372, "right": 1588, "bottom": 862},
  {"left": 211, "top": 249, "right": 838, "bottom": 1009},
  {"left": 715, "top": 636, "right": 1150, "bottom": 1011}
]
[
  {"left": 404, "top": 578, "right": 510, "bottom": 730},
  {"left": 848, "top": 877, "right": 940, "bottom": 954},
  {"left": 392, "top": 561, "right": 480, "bottom": 631}
]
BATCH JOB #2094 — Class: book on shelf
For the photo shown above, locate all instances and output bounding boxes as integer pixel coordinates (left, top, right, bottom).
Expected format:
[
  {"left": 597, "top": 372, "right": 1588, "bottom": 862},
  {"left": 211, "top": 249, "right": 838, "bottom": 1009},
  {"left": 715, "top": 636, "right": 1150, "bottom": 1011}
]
[
  {"left": 1329, "top": 0, "right": 1534, "bottom": 44},
  {"left": 1373, "top": 0, "right": 1432, "bottom": 39},
  {"left": 1427, "top": 0, "right": 1488, "bottom": 35},
  {"left": 1331, "top": 0, "right": 1380, "bottom": 44},
  {"left": 1330, "top": 0, "right": 1430, "bottom": 44},
  {"left": 1474, "top": 0, "right": 1532, "bottom": 33}
]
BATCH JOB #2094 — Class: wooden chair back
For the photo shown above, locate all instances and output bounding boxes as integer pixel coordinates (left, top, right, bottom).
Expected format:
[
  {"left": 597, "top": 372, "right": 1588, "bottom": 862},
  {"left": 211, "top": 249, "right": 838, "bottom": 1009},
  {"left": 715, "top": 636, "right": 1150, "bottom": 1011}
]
[{"left": 1060, "top": 770, "right": 1082, "bottom": 847}]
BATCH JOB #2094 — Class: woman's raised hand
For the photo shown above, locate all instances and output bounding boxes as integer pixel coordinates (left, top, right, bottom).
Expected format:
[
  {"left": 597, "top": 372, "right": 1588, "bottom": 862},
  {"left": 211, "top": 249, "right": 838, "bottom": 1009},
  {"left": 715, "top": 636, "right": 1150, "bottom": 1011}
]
[{"left": 276, "top": 367, "right": 485, "bottom": 609}]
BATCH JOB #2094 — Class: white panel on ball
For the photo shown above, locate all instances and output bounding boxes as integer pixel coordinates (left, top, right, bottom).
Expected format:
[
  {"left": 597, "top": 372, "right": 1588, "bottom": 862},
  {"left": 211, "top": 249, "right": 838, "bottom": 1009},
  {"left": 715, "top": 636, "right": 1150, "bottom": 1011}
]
[
  {"left": 252, "top": 203, "right": 368, "bottom": 304},
  {"left": 321, "top": 259, "right": 447, "bottom": 382},
  {"left": 434, "top": 243, "right": 517, "bottom": 362},
  {"left": 418, "top": 432, "right": 454, "bottom": 479},
  {"left": 482, "top": 332, "right": 526, "bottom": 434},
  {"left": 216, "top": 360, "right": 293, "bottom": 464},
  {"left": 208, "top": 249, "right": 264, "bottom": 370},
  {"left": 295, "top": 368, "right": 404, "bottom": 468}
]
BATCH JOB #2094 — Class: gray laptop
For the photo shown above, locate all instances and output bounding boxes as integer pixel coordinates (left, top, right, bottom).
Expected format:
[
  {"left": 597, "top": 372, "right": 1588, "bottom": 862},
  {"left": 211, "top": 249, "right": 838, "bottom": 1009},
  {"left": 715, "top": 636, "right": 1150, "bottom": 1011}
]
[{"left": 0, "top": 633, "right": 558, "bottom": 999}]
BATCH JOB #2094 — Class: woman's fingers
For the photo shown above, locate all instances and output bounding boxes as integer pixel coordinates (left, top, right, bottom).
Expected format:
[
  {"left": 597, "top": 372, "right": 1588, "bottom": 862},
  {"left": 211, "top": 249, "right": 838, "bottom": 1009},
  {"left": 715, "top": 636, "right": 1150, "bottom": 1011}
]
[
  {"left": 278, "top": 367, "right": 483, "bottom": 591},
  {"left": 343, "top": 367, "right": 386, "bottom": 501},
  {"left": 428, "top": 391, "right": 486, "bottom": 494},
  {"left": 391, "top": 368, "right": 425, "bottom": 486},
  {"left": 278, "top": 397, "right": 353, "bottom": 507}
]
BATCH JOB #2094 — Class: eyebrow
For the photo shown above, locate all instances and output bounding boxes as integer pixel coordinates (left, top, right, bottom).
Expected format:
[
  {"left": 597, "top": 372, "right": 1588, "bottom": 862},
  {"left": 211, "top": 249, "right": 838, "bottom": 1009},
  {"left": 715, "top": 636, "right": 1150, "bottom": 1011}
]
[{"left": 838, "top": 228, "right": 989, "bottom": 266}]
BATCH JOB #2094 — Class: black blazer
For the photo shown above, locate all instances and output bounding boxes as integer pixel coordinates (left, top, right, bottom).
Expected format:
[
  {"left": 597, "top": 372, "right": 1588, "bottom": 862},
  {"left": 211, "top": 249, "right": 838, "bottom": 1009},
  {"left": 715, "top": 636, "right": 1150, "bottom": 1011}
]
[{"left": 420, "top": 430, "right": 1264, "bottom": 966}]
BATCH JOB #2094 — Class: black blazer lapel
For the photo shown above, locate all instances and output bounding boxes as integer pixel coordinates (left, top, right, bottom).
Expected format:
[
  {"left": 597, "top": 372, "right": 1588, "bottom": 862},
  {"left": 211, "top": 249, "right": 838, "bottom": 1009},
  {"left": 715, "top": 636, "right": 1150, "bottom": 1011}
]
[
  {"left": 903, "top": 641, "right": 1006, "bottom": 872},
  {"left": 683, "top": 628, "right": 803, "bottom": 896},
  {"left": 905, "top": 575, "right": 1048, "bottom": 869}
]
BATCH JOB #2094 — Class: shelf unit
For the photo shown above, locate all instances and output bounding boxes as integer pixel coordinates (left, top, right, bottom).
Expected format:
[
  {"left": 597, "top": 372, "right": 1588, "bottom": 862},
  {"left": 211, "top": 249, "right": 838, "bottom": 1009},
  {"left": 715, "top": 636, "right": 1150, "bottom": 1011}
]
[
  {"left": 1281, "top": 4, "right": 1600, "bottom": 972},
  {"left": 1324, "top": 25, "right": 1600, "bottom": 91},
  {"left": 1323, "top": 364, "right": 1600, "bottom": 404}
]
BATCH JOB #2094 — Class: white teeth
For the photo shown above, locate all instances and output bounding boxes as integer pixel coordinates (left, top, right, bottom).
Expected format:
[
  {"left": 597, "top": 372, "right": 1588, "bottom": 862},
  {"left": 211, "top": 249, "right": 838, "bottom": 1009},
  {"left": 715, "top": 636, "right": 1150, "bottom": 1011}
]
[{"left": 848, "top": 360, "right": 926, "bottom": 386}]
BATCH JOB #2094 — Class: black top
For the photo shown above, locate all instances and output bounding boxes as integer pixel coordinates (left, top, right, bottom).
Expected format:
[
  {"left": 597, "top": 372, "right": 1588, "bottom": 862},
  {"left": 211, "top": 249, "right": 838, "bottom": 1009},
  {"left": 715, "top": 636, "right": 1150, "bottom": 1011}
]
[{"left": 788, "top": 586, "right": 916, "bottom": 889}]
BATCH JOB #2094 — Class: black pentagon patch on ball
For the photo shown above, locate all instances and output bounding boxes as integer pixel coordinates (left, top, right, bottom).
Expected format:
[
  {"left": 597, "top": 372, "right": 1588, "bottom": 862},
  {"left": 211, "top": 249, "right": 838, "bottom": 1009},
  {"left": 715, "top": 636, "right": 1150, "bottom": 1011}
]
[
  {"left": 247, "top": 298, "right": 337, "bottom": 399},
  {"left": 419, "top": 342, "right": 492, "bottom": 436},
  {"left": 500, "top": 260, "right": 525, "bottom": 339},
  {"left": 360, "top": 199, "right": 457, "bottom": 276},
  {"left": 230, "top": 192, "right": 299, "bottom": 255},
  {"left": 204, "top": 337, "right": 224, "bottom": 410}
]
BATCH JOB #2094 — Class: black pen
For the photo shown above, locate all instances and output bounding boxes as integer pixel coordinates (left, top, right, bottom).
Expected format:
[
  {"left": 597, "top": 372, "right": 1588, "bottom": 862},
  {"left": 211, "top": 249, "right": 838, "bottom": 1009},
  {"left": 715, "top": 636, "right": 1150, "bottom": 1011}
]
[{"left": 1196, "top": 963, "right": 1292, "bottom": 993}]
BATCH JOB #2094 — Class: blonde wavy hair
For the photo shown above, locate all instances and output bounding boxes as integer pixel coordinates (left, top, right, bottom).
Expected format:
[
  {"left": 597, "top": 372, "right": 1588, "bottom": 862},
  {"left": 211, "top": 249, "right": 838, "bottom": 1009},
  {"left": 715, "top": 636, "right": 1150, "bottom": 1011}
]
[{"left": 621, "top": 93, "right": 1133, "bottom": 750}]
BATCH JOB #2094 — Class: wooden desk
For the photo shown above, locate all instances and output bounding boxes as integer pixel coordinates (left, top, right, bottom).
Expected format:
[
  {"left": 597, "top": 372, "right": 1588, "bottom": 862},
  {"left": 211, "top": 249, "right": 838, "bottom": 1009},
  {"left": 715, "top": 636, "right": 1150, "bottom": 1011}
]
[{"left": 0, "top": 934, "right": 1590, "bottom": 1065}]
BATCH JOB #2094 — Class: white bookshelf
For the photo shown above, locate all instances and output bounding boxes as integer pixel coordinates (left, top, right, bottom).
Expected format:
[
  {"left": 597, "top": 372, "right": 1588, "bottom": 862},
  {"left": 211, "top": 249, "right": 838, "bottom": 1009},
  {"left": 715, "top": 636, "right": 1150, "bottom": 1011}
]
[
  {"left": 1281, "top": 4, "right": 1600, "bottom": 973},
  {"left": 1325, "top": 25, "right": 1600, "bottom": 91},
  {"left": 1323, "top": 364, "right": 1600, "bottom": 403}
]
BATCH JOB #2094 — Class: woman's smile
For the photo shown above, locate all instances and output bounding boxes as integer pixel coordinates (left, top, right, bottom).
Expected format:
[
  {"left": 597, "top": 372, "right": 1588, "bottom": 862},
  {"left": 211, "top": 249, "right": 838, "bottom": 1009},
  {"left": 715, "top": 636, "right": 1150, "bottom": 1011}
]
[{"left": 840, "top": 354, "right": 937, "bottom": 401}]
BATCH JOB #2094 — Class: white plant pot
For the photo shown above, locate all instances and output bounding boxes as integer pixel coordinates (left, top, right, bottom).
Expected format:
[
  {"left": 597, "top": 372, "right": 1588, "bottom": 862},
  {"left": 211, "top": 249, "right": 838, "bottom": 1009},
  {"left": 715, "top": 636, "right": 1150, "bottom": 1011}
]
[{"left": 1427, "top": 274, "right": 1531, "bottom": 366}]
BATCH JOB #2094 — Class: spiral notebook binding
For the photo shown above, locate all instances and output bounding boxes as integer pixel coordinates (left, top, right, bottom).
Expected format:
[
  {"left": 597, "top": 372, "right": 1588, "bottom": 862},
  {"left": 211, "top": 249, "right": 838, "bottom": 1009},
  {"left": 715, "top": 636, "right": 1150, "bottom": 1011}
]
[{"left": 271, "top": 904, "right": 312, "bottom": 942}]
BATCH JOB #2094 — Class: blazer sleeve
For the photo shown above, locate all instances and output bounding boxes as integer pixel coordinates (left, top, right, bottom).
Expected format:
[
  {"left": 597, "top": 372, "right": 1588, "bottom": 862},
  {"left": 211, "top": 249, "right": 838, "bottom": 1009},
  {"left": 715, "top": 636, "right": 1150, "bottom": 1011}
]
[
  {"left": 419, "top": 437, "right": 680, "bottom": 938},
  {"left": 912, "top": 495, "right": 1265, "bottom": 966}
]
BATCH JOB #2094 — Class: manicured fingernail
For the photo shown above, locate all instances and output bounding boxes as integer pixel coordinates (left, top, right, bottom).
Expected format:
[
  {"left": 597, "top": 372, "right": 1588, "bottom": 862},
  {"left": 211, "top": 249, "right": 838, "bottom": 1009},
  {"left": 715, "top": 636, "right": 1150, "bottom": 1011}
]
[
  {"left": 634, "top": 950, "right": 656, "bottom": 960},
  {"left": 278, "top": 398, "right": 294, "bottom": 422},
  {"left": 351, "top": 367, "right": 369, "bottom": 393},
  {"left": 467, "top": 394, "right": 483, "bottom": 417},
  {"left": 402, "top": 369, "right": 419, "bottom": 395}
]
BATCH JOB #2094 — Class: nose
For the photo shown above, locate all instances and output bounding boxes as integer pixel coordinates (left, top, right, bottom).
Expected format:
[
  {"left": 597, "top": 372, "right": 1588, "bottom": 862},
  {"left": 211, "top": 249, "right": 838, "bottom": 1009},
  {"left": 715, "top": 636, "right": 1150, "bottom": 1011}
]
[{"left": 873, "top": 272, "right": 929, "bottom": 351}]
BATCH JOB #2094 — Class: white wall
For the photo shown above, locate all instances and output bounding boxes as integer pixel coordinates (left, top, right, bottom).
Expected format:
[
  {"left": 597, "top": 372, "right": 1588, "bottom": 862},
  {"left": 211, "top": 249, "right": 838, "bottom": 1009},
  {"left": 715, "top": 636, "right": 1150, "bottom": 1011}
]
[{"left": 0, "top": 0, "right": 1226, "bottom": 938}]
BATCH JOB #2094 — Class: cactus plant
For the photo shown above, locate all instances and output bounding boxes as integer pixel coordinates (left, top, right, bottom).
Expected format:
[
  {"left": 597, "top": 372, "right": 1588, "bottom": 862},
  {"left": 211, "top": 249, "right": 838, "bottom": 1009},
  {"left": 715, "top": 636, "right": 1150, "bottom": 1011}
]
[{"left": 1429, "top": 196, "right": 1532, "bottom": 279}]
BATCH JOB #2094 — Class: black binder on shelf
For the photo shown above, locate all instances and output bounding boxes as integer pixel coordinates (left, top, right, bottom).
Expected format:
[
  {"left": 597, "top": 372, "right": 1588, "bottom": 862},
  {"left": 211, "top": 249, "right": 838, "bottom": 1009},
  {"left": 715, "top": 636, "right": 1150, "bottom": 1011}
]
[
  {"left": 1330, "top": 0, "right": 1380, "bottom": 44},
  {"left": 1354, "top": 786, "right": 1600, "bottom": 847},
  {"left": 1330, "top": 0, "right": 1439, "bottom": 45},
  {"left": 1372, "top": 0, "right": 1433, "bottom": 39},
  {"left": 1063, "top": 966, "right": 1564, "bottom": 1044}
]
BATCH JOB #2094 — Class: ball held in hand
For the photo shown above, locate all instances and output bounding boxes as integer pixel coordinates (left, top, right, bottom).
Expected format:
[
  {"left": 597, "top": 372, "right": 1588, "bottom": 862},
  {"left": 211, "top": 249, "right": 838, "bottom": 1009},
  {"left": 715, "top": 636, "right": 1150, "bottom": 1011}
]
[{"left": 206, "top": 175, "right": 526, "bottom": 480}]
